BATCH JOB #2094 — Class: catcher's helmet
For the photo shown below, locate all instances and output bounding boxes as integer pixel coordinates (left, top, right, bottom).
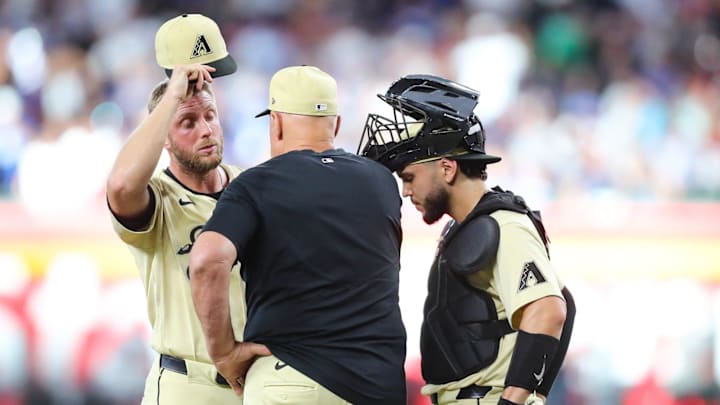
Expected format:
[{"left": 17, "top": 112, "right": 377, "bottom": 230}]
[{"left": 358, "top": 74, "right": 501, "bottom": 172}]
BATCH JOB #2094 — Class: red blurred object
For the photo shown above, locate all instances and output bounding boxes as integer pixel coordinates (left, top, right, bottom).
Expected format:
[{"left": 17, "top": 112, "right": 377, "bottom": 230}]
[
  {"left": 406, "top": 356, "right": 431, "bottom": 405},
  {"left": 677, "top": 396, "right": 708, "bottom": 405},
  {"left": 622, "top": 375, "right": 676, "bottom": 405}
]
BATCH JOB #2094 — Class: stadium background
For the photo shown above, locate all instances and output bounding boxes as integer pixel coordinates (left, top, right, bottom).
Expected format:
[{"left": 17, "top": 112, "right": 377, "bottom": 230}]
[{"left": 1, "top": 0, "right": 720, "bottom": 404}]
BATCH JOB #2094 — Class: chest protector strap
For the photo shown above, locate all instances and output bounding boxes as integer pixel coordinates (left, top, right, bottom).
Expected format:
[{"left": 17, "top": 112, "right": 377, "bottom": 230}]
[{"left": 442, "top": 186, "right": 550, "bottom": 275}]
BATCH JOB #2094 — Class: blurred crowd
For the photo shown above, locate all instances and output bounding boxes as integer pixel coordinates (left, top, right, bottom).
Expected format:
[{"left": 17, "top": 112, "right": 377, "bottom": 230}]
[
  {"left": 0, "top": 0, "right": 719, "bottom": 216},
  {"left": 1, "top": 2, "right": 720, "bottom": 405}
]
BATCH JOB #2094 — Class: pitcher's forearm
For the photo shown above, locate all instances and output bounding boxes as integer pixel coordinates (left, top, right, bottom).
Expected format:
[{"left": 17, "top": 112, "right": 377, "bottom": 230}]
[{"left": 110, "top": 95, "right": 179, "bottom": 191}]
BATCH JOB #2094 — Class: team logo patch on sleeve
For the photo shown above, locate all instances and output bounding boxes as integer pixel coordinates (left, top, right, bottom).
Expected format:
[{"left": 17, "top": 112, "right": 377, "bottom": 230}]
[{"left": 518, "top": 261, "right": 546, "bottom": 291}]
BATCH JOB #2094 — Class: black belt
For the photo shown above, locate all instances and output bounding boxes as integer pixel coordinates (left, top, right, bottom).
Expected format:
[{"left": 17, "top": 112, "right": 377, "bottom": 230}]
[
  {"left": 431, "top": 385, "right": 493, "bottom": 404},
  {"left": 159, "top": 354, "right": 229, "bottom": 387}
]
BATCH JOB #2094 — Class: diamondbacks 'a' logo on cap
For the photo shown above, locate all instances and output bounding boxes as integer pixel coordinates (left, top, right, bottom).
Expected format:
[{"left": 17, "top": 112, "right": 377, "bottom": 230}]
[
  {"left": 191, "top": 34, "right": 213, "bottom": 58},
  {"left": 518, "top": 261, "right": 546, "bottom": 291}
]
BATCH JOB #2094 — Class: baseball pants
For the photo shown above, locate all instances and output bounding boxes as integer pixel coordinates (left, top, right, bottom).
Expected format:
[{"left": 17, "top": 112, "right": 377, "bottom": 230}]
[
  {"left": 243, "top": 354, "right": 352, "bottom": 405},
  {"left": 141, "top": 354, "right": 242, "bottom": 405}
]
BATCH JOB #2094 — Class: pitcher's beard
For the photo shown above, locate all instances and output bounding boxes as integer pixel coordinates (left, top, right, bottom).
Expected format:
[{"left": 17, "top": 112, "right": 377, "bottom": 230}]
[{"left": 171, "top": 143, "right": 223, "bottom": 174}]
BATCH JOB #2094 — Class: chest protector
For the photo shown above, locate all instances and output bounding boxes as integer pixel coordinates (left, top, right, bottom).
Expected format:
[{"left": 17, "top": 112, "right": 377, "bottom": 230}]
[{"left": 420, "top": 187, "right": 550, "bottom": 384}]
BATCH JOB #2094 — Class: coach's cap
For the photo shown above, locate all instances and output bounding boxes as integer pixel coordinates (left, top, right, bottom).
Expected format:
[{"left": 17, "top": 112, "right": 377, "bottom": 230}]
[
  {"left": 155, "top": 14, "right": 237, "bottom": 78},
  {"left": 255, "top": 65, "right": 338, "bottom": 118}
]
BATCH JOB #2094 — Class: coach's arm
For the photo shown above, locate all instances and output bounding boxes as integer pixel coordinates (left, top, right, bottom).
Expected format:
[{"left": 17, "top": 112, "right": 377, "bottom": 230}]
[{"left": 189, "top": 230, "right": 270, "bottom": 396}]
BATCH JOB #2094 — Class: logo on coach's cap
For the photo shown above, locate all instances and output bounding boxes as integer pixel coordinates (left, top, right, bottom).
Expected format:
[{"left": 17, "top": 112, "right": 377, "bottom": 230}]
[
  {"left": 255, "top": 66, "right": 338, "bottom": 118},
  {"left": 155, "top": 14, "right": 237, "bottom": 78}
]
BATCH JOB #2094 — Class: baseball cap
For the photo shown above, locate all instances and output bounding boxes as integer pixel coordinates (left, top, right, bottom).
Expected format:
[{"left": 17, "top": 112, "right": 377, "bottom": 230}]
[
  {"left": 255, "top": 66, "right": 338, "bottom": 118},
  {"left": 155, "top": 14, "right": 237, "bottom": 78}
]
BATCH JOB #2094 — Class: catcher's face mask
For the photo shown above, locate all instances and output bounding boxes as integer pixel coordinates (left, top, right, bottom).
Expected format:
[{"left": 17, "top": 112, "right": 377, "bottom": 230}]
[{"left": 357, "top": 74, "right": 500, "bottom": 172}]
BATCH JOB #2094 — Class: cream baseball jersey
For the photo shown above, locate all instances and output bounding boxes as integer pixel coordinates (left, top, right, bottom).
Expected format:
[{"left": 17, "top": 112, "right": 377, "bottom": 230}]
[
  {"left": 421, "top": 209, "right": 565, "bottom": 401},
  {"left": 111, "top": 163, "right": 246, "bottom": 363}
]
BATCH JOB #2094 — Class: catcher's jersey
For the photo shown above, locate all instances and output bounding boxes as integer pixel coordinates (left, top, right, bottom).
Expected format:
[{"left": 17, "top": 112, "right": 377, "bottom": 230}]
[
  {"left": 421, "top": 209, "right": 564, "bottom": 400},
  {"left": 111, "top": 163, "right": 246, "bottom": 364}
]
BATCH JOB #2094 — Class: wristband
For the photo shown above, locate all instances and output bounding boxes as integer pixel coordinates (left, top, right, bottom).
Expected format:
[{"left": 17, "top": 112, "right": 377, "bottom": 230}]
[
  {"left": 504, "top": 330, "right": 560, "bottom": 391},
  {"left": 536, "top": 287, "right": 576, "bottom": 396},
  {"left": 498, "top": 398, "right": 522, "bottom": 405}
]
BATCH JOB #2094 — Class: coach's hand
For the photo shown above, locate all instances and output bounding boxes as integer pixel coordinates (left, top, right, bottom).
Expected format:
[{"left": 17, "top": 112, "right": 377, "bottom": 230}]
[
  {"left": 214, "top": 341, "right": 271, "bottom": 396},
  {"left": 167, "top": 63, "right": 215, "bottom": 102}
]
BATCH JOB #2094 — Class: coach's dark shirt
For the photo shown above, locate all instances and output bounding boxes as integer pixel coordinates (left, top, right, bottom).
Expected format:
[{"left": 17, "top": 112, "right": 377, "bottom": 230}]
[{"left": 204, "top": 149, "right": 407, "bottom": 404}]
